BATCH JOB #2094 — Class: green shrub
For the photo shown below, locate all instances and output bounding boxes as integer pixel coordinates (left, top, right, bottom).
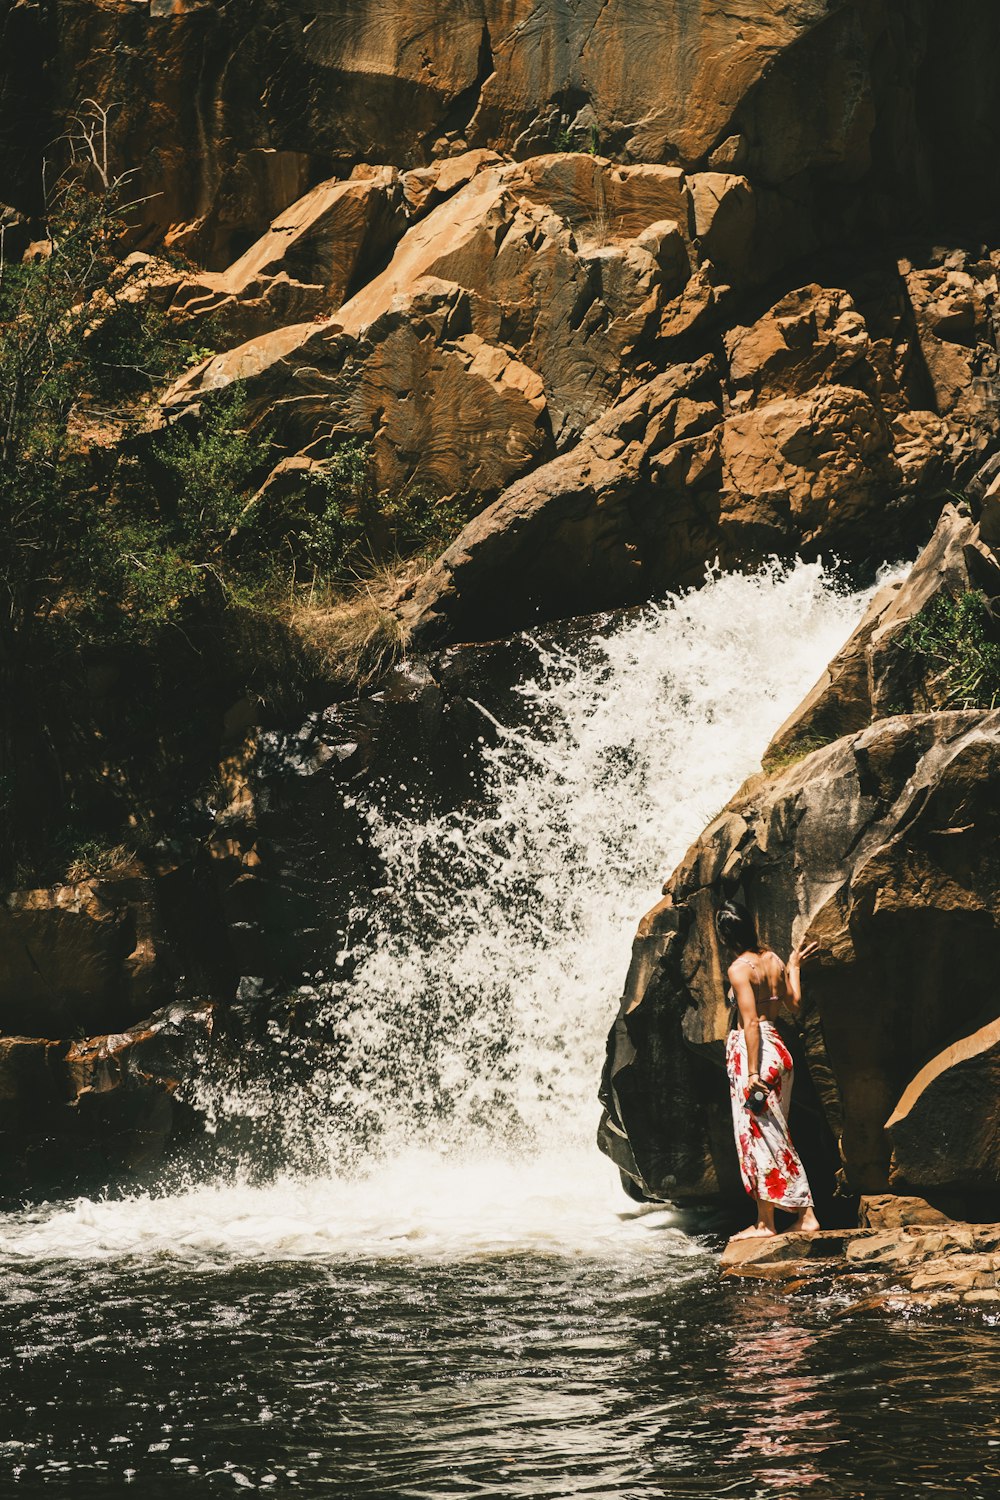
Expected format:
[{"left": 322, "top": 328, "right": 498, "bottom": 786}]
[
  {"left": 899, "top": 589, "right": 1000, "bottom": 710},
  {"left": 156, "top": 385, "right": 263, "bottom": 553},
  {"left": 761, "top": 734, "right": 834, "bottom": 775},
  {"left": 246, "top": 440, "right": 475, "bottom": 590},
  {"left": 0, "top": 106, "right": 477, "bottom": 879}
]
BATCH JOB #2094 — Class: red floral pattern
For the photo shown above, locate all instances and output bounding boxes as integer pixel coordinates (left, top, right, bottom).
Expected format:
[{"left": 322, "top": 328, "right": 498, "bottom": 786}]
[
  {"left": 725, "top": 1019, "right": 812, "bottom": 1210},
  {"left": 765, "top": 1167, "right": 788, "bottom": 1200}
]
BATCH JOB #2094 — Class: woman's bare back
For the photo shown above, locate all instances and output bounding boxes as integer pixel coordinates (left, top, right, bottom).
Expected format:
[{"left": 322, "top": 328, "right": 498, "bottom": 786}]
[{"left": 732, "top": 948, "right": 787, "bottom": 1023}]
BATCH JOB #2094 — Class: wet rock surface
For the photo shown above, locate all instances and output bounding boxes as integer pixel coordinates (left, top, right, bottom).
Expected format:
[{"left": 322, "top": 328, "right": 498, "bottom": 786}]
[
  {"left": 0, "top": 869, "right": 170, "bottom": 1037},
  {"left": 0, "top": 1003, "right": 213, "bottom": 1201},
  {"left": 721, "top": 1223, "right": 1000, "bottom": 1318}
]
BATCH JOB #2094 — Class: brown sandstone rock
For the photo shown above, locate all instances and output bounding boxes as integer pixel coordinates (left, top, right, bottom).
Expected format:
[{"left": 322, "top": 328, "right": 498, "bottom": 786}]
[
  {"left": 721, "top": 1228, "right": 864, "bottom": 1270},
  {"left": 763, "top": 503, "right": 1000, "bottom": 764},
  {"left": 395, "top": 358, "right": 724, "bottom": 643},
  {"left": 164, "top": 277, "right": 551, "bottom": 505},
  {"left": 0, "top": 0, "right": 843, "bottom": 256},
  {"left": 0, "top": 1004, "right": 213, "bottom": 1193},
  {"left": 723, "top": 1220, "right": 1000, "bottom": 1316},
  {"left": 719, "top": 383, "right": 897, "bottom": 552},
  {"left": 14, "top": 0, "right": 997, "bottom": 273},
  {"left": 144, "top": 169, "right": 408, "bottom": 346},
  {"left": 0, "top": 870, "right": 171, "bottom": 1037},
  {"left": 858, "top": 1193, "right": 952, "bottom": 1230},
  {"left": 0, "top": 1037, "right": 65, "bottom": 1131},
  {"left": 396, "top": 277, "right": 977, "bottom": 643},
  {"left": 903, "top": 257, "right": 1000, "bottom": 430},
  {"left": 886, "top": 1018, "right": 1000, "bottom": 1194},
  {"left": 165, "top": 154, "right": 702, "bottom": 471},
  {"left": 401, "top": 151, "right": 503, "bottom": 218},
  {"left": 724, "top": 285, "right": 873, "bottom": 406},
  {"left": 763, "top": 578, "right": 904, "bottom": 767}
]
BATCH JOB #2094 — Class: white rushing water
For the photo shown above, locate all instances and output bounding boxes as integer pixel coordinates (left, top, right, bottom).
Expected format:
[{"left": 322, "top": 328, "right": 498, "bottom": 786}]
[{"left": 1, "top": 560, "right": 895, "bottom": 1266}]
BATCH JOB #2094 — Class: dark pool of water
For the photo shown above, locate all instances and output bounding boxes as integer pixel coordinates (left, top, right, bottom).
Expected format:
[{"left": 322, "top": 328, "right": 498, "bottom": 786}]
[{"left": 3, "top": 1249, "right": 998, "bottom": 1498}]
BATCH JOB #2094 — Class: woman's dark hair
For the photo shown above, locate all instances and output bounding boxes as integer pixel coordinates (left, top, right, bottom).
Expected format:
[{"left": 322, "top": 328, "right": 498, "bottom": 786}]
[{"left": 715, "top": 900, "right": 760, "bottom": 955}]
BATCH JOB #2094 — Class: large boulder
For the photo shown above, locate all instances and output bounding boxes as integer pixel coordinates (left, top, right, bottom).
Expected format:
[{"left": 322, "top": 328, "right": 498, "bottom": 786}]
[
  {"left": 395, "top": 277, "right": 995, "bottom": 643},
  {"left": 138, "top": 168, "right": 409, "bottom": 348},
  {"left": 598, "top": 515, "right": 1000, "bottom": 1214},
  {"left": 887, "top": 1018, "right": 1000, "bottom": 1195},
  {"left": 0, "top": 868, "right": 172, "bottom": 1037},
  {"left": 160, "top": 154, "right": 708, "bottom": 500},
  {"left": 599, "top": 707, "right": 1000, "bottom": 1213},
  {"left": 395, "top": 358, "right": 724, "bottom": 640},
  {"left": 902, "top": 256, "right": 1000, "bottom": 428},
  {"left": 764, "top": 502, "right": 1000, "bottom": 764}
]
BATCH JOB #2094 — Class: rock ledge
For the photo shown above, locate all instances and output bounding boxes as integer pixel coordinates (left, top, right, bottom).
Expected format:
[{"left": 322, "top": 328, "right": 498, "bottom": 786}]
[{"left": 721, "top": 1224, "right": 1000, "bottom": 1318}]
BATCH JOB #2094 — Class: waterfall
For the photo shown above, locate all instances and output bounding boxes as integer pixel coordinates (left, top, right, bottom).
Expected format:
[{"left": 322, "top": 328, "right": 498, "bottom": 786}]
[{"left": 0, "top": 560, "right": 891, "bottom": 1263}]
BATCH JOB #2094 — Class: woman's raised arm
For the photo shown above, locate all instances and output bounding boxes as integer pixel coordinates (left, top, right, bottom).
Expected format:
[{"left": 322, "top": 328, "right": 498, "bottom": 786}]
[{"left": 786, "top": 939, "right": 820, "bottom": 1012}]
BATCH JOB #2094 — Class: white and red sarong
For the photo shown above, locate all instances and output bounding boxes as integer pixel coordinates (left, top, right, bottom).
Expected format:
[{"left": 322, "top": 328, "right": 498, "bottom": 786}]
[{"left": 725, "top": 1018, "right": 813, "bottom": 1210}]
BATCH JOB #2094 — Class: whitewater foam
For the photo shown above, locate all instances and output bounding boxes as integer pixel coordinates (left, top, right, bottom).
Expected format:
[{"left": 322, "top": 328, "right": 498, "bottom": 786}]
[{"left": 0, "top": 1152, "right": 701, "bottom": 1267}]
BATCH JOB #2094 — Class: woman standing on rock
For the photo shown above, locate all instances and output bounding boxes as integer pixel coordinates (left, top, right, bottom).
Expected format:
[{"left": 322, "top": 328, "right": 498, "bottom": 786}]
[{"left": 716, "top": 901, "right": 820, "bottom": 1240}]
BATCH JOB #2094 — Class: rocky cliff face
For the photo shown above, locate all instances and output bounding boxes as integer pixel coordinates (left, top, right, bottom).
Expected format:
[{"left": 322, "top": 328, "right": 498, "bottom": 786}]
[
  {"left": 4, "top": 0, "right": 1000, "bottom": 644},
  {"left": 5, "top": 0, "right": 1000, "bottom": 262}
]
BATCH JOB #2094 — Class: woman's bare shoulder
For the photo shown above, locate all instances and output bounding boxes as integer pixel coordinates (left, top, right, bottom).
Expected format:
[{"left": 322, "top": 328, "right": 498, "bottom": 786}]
[{"left": 727, "top": 956, "right": 753, "bottom": 986}]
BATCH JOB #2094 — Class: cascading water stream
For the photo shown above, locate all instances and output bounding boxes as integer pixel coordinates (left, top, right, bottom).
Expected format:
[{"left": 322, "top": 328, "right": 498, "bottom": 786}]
[{"left": 0, "top": 560, "right": 893, "bottom": 1265}]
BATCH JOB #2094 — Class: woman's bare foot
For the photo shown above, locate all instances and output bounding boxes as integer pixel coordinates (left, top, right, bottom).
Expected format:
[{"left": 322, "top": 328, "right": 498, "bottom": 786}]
[
  {"left": 790, "top": 1207, "right": 821, "bottom": 1234},
  {"left": 731, "top": 1224, "right": 778, "bottom": 1241}
]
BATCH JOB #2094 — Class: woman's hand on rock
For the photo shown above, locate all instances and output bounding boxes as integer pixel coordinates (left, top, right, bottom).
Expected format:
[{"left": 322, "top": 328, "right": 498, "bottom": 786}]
[{"left": 789, "top": 939, "right": 820, "bottom": 969}]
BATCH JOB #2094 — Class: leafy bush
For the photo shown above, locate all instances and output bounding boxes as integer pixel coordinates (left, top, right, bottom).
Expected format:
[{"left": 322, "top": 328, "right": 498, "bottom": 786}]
[
  {"left": 246, "top": 440, "right": 474, "bottom": 590},
  {"left": 900, "top": 589, "right": 1000, "bottom": 710}
]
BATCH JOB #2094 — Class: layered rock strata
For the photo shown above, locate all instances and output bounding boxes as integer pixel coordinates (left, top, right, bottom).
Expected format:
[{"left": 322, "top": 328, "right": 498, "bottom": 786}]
[
  {"left": 5, "top": 1, "right": 1000, "bottom": 266},
  {"left": 160, "top": 177, "right": 1000, "bottom": 638}
]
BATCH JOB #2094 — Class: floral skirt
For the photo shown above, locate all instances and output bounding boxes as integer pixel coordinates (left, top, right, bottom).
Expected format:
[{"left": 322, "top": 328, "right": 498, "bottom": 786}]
[{"left": 725, "top": 1019, "right": 813, "bottom": 1210}]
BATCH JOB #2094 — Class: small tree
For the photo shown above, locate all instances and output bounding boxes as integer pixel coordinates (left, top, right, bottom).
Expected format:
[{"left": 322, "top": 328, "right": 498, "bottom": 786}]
[{"left": 0, "top": 107, "right": 143, "bottom": 864}]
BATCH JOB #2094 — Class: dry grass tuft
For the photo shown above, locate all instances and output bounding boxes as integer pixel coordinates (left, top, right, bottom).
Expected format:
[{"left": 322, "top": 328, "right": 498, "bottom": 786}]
[
  {"left": 286, "top": 564, "right": 416, "bottom": 688},
  {"left": 63, "top": 841, "right": 135, "bottom": 884}
]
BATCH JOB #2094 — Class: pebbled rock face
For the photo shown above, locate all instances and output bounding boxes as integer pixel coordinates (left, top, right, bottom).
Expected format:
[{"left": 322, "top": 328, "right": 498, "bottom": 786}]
[{"left": 160, "top": 154, "right": 702, "bottom": 495}]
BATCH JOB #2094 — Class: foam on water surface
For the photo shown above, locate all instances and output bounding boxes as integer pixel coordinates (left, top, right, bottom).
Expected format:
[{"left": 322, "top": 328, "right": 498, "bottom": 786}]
[
  {"left": 0, "top": 1151, "right": 695, "bottom": 1268},
  {"left": 0, "top": 560, "right": 897, "bottom": 1266}
]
